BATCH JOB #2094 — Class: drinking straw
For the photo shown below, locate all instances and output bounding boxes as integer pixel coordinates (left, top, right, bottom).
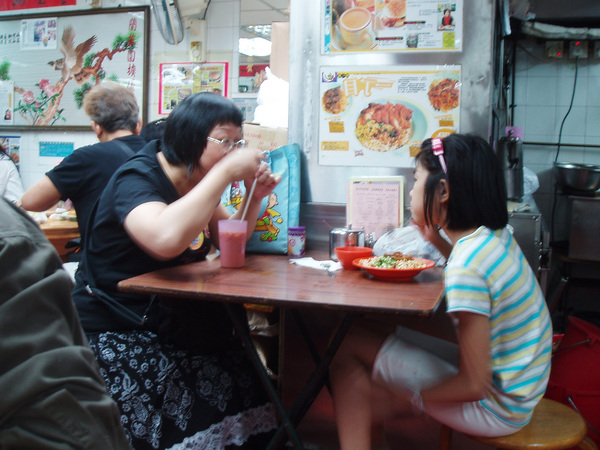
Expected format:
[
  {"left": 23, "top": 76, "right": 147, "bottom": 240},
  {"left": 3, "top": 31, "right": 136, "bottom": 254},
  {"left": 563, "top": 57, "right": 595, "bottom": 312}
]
[{"left": 240, "top": 177, "right": 258, "bottom": 222}]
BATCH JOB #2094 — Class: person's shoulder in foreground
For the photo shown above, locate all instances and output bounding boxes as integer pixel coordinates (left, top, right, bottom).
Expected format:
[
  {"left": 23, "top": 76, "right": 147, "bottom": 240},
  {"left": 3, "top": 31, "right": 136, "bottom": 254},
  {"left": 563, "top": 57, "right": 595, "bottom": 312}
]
[{"left": 0, "top": 199, "right": 130, "bottom": 449}]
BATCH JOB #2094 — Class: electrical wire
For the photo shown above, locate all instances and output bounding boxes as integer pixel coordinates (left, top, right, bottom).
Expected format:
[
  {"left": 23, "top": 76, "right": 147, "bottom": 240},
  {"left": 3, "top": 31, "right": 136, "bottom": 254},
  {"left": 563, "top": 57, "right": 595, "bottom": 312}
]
[
  {"left": 202, "top": 0, "right": 212, "bottom": 20},
  {"left": 550, "top": 56, "right": 579, "bottom": 246},
  {"left": 554, "top": 57, "right": 579, "bottom": 164}
]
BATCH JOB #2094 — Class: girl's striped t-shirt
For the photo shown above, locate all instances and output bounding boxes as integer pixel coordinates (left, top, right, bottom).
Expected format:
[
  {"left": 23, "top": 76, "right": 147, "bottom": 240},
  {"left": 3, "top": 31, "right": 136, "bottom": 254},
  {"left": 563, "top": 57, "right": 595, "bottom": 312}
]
[{"left": 445, "top": 226, "right": 552, "bottom": 426}]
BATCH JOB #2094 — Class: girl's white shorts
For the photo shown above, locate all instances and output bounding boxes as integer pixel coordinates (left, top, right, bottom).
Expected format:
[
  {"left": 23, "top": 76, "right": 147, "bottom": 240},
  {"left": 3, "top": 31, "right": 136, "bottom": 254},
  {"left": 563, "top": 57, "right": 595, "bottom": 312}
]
[{"left": 372, "top": 325, "right": 523, "bottom": 437}]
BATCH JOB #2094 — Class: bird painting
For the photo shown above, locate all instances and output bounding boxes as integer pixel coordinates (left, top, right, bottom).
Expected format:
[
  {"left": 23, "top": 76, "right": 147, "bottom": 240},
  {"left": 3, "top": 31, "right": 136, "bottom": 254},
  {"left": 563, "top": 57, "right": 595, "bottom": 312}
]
[{"left": 51, "top": 26, "right": 97, "bottom": 83}]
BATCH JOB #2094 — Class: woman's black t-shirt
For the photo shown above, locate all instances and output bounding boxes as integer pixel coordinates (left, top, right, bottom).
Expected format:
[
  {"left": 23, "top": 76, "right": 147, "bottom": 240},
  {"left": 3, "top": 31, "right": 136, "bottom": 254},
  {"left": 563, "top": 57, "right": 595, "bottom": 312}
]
[{"left": 73, "top": 141, "right": 212, "bottom": 332}]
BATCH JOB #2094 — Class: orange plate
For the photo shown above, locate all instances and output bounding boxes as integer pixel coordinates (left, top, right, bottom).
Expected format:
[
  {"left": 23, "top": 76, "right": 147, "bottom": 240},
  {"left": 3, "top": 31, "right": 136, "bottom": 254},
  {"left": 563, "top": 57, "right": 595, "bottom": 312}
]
[{"left": 352, "top": 257, "right": 436, "bottom": 281}]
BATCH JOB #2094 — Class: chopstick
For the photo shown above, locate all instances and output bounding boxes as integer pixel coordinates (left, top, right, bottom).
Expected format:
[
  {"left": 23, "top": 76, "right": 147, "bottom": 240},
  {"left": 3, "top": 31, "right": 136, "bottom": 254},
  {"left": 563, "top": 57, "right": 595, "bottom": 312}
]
[{"left": 240, "top": 177, "right": 258, "bottom": 222}]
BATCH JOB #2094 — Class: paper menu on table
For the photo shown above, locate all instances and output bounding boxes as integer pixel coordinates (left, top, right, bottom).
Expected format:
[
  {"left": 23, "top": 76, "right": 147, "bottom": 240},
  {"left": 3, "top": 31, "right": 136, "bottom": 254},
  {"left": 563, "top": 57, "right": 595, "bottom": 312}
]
[{"left": 346, "top": 176, "right": 404, "bottom": 240}]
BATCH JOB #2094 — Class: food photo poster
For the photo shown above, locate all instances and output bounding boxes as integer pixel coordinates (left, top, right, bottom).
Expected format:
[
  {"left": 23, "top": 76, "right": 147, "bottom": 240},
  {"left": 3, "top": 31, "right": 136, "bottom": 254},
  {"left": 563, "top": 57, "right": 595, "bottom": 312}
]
[
  {"left": 323, "top": 0, "right": 463, "bottom": 53},
  {"left": 159, "top": 62, "right": 228, "bottom": 115},
  {"left": 319, "top": 65, "right": 461, "bottom": 167}
]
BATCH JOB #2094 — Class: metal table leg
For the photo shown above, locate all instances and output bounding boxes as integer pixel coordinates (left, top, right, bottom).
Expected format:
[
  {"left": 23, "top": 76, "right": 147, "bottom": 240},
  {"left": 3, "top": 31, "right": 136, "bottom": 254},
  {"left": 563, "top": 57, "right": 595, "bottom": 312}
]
[
  {"left": 224, "top": 303, "right": 304, "bottom": 450},
  {"left": 288, "top": 309, "right": 333, "bottom": 394},
  {"left": 268, "top": 313, "right": 357, "bottom": 448}
]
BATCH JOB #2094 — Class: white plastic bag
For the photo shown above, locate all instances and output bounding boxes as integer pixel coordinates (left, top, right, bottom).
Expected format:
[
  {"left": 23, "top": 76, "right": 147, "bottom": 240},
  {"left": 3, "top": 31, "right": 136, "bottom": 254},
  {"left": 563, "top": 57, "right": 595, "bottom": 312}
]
[
  {"left": 523, "top": 166, "right": 539, "bottom": 195},
  {"left": 373, "top": 225, "right": 447, "bottom": 266},
  {"left": 253, "top": 67, "right": 289, "bottom": 128}
]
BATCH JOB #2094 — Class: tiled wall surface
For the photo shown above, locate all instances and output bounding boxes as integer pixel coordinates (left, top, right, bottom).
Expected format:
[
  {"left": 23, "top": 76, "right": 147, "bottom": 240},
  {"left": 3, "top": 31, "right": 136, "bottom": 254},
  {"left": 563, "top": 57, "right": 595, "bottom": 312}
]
[
  {"left": 16, "top": 0, "right": 240, "bottom": 192},
  {"left": 512, "top": 39, "right": 600, "bottom": 240}
]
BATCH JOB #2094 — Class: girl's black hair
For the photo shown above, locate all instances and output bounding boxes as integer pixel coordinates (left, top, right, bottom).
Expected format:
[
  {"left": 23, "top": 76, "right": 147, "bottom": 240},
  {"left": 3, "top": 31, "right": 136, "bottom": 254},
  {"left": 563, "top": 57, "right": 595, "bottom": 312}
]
[
  {"left": 415, "top": 134, "right": 508, "bottom": 231},
  {"left": 161, "top": 92, "right": 244, "bottom": 174}
]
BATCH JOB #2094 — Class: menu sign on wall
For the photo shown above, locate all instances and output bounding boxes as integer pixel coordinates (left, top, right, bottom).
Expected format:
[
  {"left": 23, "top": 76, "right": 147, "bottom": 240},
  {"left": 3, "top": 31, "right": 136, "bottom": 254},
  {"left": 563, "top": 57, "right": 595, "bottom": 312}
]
[
  {"left": 323, "top": 0, "right": 463, "bottom": 53},
  {"left": 159, "top": 62, "right": 228, "bottom": 115},
  {"left": 319, "top": 65, "right": 461, "bottom": 167}
]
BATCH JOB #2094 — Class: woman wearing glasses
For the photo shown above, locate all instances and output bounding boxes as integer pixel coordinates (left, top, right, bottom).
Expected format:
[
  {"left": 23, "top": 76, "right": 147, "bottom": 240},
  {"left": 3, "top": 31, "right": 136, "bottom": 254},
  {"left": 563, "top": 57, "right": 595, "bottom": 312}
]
[{"left": 72, "top": 92, "right": 281, "bottom": 449}]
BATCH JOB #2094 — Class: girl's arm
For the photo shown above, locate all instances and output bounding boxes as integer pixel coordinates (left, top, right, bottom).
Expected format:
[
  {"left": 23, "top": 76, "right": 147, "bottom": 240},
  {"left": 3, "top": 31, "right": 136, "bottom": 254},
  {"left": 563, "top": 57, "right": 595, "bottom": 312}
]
[
  {"left": 412, "top": 221, "right": 453, "bottom": 259},
  {"left": 419, "top": 311, "right": 492, "bottom": 403}
]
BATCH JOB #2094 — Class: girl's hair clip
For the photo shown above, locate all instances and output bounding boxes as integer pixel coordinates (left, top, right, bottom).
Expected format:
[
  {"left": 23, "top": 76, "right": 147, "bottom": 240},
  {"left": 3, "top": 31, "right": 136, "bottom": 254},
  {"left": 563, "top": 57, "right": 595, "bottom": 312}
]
[{"left": 431, "top": 138, "right": 448, "bottom": 174}]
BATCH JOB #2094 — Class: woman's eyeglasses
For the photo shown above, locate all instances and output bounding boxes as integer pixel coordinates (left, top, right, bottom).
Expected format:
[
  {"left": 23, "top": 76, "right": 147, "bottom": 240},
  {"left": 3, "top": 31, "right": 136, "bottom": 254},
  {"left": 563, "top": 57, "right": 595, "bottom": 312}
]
[{"left": 207, "top": 136, "right": 247, "bottom": 152}]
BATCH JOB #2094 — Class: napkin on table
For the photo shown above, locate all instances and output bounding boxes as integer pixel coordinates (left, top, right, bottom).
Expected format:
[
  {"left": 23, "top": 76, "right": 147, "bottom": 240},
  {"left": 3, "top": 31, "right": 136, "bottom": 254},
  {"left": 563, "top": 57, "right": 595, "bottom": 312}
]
[{"left": 289, "top": 257, "right": 343, "bottom": 272}]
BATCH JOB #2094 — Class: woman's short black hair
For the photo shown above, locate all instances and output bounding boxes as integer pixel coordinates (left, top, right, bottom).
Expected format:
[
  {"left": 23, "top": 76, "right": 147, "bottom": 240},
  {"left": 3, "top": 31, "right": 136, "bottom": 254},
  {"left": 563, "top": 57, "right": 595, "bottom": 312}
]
[
  {"left": 161, "top": 92, "right": 243, "bottom": 174},
  {"left": 140, "top": 118, "right": 167, "bottom": 142},
  {"left": 415, "top": 134, "right": 508, "bottom": 231}
]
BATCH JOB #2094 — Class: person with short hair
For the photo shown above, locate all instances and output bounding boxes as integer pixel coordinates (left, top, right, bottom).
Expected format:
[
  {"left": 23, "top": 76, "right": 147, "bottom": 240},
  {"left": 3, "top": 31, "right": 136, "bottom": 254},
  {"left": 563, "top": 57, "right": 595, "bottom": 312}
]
[
  {"left": 140, "top": 118, "right": 167, "bottom": 142},
  {"left": 21, "top": 81, "right": 147, "bottom": 244},
  {"left": 72, "top": 92, "right": 281, "bottom": 449}
]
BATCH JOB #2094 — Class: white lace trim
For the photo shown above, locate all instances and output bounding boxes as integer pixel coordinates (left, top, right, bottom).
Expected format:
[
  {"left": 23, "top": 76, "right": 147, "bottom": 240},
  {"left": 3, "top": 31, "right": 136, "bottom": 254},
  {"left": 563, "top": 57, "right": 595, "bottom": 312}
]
[{"left": 166, "top": 402, "right": 277, "bottom": 449}]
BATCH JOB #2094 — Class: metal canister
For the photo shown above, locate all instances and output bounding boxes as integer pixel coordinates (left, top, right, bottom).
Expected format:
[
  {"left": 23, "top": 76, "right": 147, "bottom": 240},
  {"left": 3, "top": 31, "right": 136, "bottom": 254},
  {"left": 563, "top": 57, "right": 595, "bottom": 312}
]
[
  {"left": 497, "top": 134, "right": 524, "bottom": 201},
  {"left": 329, "top": 226, "right": 365, "bottom": 260}
]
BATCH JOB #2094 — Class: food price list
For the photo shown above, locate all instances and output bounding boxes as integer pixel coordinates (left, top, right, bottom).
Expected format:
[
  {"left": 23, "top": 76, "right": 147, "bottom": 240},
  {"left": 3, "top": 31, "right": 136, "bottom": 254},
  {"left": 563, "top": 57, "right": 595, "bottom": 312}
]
[
  {"left": 319, "top": 65, "right": 461, "bottom": 167},
  {"left": 323, "top": 0, "right": 463, "bottom": 53}
]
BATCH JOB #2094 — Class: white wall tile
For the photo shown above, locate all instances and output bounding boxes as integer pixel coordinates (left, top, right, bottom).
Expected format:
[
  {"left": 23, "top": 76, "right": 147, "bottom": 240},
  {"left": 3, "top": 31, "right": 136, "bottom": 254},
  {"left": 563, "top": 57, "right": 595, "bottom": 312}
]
[
  {"left": 524, "top": 58, "right": 558, "bottom": 78},
  {"left": 557, "top": 58, "right": 588, "bottom": 79},
  {"left": 526, "top": 76, "right": 557, "bottom": 106},
  {"left": 584, "top": 150, "right": 600, "bottom": 165},
  {"left": 586, "top": 77, "right": 600, "bottom": 107},
  {"left": 585, "top": 107, "right": 600, "bottom": 137},
  {"left": 524, "top": 106, "right": 557, "bottom": 139},
  {"left": 208, "top": 1, "right": 237, "bottom": 27},
  {"left": 556, "top": 73, "right": 587, "bottom": 107},
  {"left": 556, "top": 107, "right": 587, "bottom": 137}
]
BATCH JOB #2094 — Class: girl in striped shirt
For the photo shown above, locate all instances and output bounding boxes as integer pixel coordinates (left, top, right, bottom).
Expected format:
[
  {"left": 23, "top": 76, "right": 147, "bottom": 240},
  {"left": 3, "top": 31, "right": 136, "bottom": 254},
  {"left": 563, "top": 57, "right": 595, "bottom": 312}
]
[{"left": 330, "top": 134, "right": 552, "bottom": 449}]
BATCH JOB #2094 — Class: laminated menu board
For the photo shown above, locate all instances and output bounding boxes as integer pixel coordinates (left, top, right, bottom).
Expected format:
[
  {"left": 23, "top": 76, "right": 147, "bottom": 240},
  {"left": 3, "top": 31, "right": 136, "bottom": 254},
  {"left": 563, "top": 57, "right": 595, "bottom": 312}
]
[
  {"left": 159, "top": 62, "right": 228, "bottom": 115},
  {"left": 319, "top": 64, "right": 461, "bottom": 167},
  {"left": 347, "top": 176, "right": 404, "bottom": 240},
  {"left": 323, "top": 0, "right": 463, "bottom": 53}
]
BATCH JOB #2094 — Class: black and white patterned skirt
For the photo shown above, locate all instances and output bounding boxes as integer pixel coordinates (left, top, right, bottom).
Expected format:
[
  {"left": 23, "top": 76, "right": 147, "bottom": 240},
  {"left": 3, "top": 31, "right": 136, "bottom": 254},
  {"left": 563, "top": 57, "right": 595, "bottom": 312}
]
[{"left": 87, "top": 330, "right": 277, "bottom": 449}]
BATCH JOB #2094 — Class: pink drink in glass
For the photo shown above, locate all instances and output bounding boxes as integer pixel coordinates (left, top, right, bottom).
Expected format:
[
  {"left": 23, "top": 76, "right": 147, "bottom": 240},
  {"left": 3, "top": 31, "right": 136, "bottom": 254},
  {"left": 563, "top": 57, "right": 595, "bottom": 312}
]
[{"left": 218, "top": 220, "right": 247, "bottom": 268}]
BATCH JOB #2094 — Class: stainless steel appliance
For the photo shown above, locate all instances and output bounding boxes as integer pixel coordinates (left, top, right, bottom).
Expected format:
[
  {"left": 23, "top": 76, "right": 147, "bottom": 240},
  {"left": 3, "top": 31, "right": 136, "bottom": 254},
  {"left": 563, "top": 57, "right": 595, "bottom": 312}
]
[
  {"left": 568, "top": 196, "right": 600, "bottom": 262},
  {"left": 508, "top": 196, "right": 551, "bottom": 295},
  {"left": 497, "top": 132, "right": 524, "bottom": 202}
]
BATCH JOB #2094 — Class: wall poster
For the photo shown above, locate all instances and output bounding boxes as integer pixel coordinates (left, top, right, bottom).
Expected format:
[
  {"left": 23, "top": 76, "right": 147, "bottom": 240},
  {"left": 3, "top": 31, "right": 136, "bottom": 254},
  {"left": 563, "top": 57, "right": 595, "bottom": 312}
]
[
  {"left": 159, "top": 62, "right": 229, "bottom": 115},
  {"left": 323, "top": 0, "right": 463, "bottom": 53},
  {"left": 319, "top": 64, "right": 461, "bottom": 167},
  {"left": 0, "top": 7, "right": 149, "bottom": 130},
  {"left": 0, "top": 135, "right": 21, "bottom": 170}
]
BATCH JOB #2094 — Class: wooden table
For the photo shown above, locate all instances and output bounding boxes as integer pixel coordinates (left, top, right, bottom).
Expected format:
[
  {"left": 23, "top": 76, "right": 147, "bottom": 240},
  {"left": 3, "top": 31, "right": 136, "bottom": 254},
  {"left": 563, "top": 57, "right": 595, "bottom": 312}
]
[
  {"left": 39, "top": 217, "right": 80, "bottom": 262},
  {"left": 118, "top": 251, "right": 445, "bottom": 449}
]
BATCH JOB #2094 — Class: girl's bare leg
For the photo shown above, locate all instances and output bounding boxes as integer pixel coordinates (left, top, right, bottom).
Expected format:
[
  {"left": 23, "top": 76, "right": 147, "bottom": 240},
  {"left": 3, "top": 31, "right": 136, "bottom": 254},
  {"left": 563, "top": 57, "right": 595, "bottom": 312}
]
[{"left": 330, "top": 322, "right": 395, "bottom": 450}]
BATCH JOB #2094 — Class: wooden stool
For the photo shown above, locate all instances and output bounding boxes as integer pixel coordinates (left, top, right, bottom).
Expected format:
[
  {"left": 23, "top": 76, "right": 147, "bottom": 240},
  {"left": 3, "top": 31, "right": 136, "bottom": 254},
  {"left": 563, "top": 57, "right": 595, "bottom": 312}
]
[{"left": 439, "top": 398, "right": 597, "bottom": 450}]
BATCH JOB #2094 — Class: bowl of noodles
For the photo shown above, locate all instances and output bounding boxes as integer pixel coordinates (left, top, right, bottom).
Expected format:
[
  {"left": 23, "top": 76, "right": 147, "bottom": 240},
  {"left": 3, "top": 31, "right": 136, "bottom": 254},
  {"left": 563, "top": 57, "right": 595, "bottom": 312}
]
[
  {"left": 353, "top": 253, "right": 435, "bottom": 281},
  {"left": 354, "top": 99, "right": 428, "bottom": 152}
]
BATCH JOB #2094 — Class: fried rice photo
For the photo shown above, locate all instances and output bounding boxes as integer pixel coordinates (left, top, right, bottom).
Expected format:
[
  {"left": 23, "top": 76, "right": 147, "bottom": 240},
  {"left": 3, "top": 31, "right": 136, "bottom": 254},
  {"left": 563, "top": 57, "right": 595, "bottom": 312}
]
[
  {"left": 322, "top": 86, "right": 349, "bottom": 114},
  {"left": 355, "top": 102, "right": 413, "bottom": 152},
  {"left": 428, "top": 78, "right": 460, "bottom": 112}
]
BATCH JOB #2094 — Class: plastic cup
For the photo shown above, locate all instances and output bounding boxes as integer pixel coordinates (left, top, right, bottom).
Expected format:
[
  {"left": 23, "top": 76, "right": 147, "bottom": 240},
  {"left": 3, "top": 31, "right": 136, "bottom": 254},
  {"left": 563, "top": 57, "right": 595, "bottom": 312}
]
[{"left": 218, "top": 219, "right": 248, "bottom": 268}]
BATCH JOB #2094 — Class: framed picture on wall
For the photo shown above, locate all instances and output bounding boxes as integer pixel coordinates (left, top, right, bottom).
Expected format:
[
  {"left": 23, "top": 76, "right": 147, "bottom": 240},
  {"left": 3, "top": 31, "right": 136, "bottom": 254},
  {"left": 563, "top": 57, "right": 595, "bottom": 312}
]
[{"left": 0, "top": 6, "right": 149, "bottom": 130}]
